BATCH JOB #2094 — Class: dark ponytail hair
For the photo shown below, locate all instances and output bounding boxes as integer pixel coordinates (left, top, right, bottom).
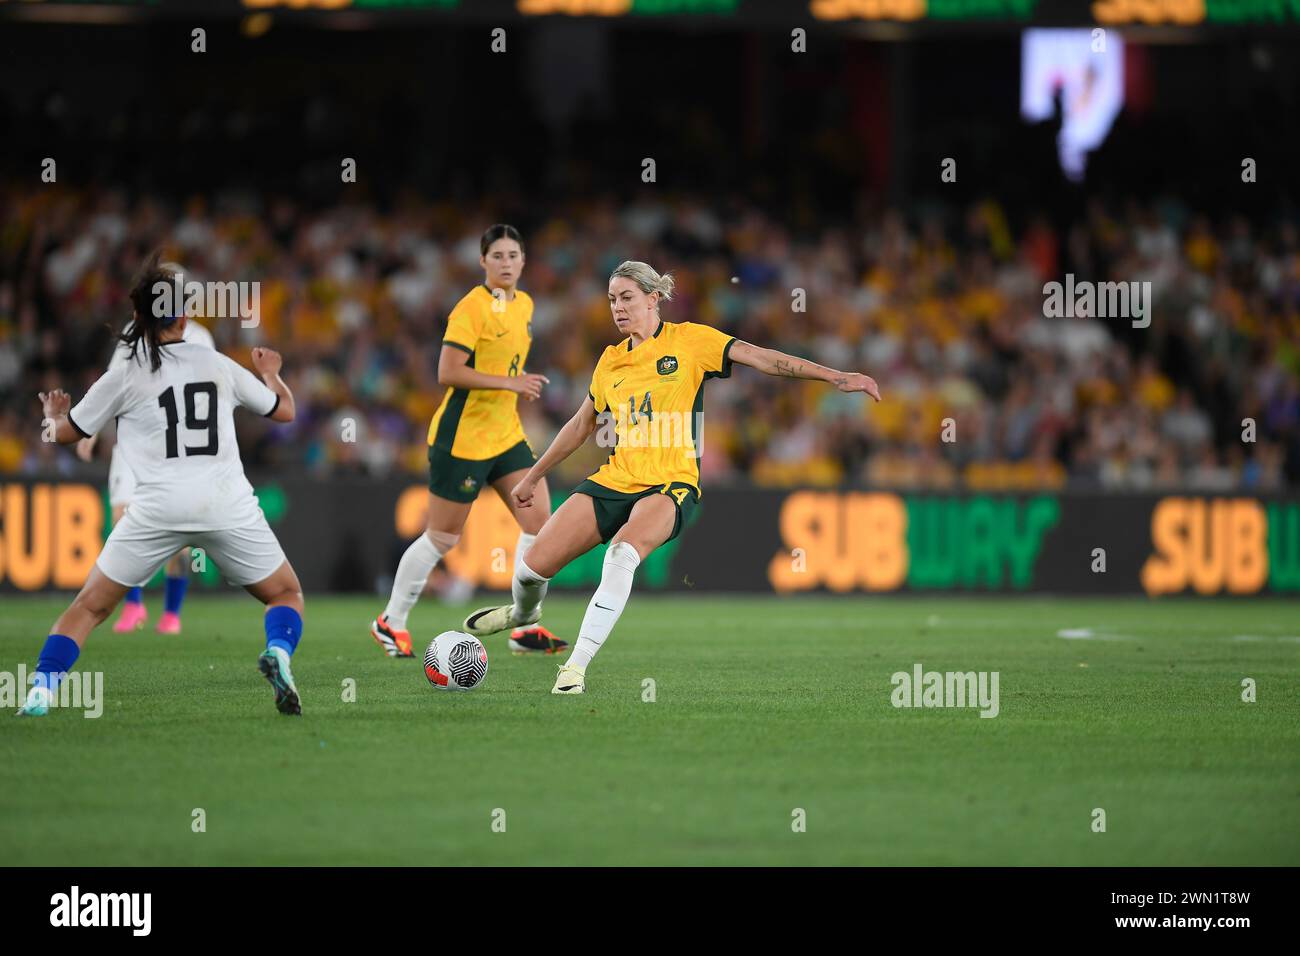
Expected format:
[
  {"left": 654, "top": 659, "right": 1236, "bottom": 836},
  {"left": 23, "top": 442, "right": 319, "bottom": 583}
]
[
  {"left": 123, "top": 251, "right": 181, "bottom": 372},
  {"left": 480, "top": 223, "right": 523, "bottom": 256}
]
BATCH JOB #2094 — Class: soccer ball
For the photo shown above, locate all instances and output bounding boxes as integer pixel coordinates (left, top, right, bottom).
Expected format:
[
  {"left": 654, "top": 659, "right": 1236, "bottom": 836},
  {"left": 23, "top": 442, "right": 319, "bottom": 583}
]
[{"left": 423, "top": 631, "right": 488, "bottom": 691}]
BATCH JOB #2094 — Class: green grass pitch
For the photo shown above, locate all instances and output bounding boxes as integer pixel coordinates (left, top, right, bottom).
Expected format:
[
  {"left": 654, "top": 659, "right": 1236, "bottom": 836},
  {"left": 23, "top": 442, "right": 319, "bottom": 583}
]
[{"left": 2, "top": 594, "right": 1298, "bottom": 866}]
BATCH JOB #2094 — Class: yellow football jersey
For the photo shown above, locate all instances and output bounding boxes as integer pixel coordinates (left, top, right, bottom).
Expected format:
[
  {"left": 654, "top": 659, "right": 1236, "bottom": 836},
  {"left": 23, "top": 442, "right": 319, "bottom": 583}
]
[
  {"left": 585, "top": 320, "right": 736, "bottom": 496},
  {"left": 427, "top": 285, "right": 533, "bottom": 459}
]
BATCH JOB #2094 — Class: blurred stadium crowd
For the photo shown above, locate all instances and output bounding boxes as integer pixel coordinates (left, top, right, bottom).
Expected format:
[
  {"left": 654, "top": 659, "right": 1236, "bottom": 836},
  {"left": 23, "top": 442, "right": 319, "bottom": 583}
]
[{"left": 2, "top": 185, "right": 1297, "bottom": 490}]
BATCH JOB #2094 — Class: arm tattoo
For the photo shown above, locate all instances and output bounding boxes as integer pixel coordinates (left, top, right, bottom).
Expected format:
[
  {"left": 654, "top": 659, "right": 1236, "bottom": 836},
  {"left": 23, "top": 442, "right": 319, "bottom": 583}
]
[
  {"left": 773, "top": 358, "right": 803, "bottom": 378},
  {"left": 832, "top": 376, "right": 847, "bottom": 388}
]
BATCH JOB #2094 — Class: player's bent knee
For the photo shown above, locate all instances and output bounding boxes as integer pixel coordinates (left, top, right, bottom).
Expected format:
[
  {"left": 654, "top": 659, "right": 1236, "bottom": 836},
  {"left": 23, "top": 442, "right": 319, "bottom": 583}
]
[
  {"left": 521, "top": 540, "right": 566, "bottom": 579},
  {"left": 519, "top": 547, "right": 546, "bottom": 577},
  {"left": 608, "top": 537, "right": 652, "bottom": 564},
  {"left": 273, "top": 577, "right": 305, "bottom": 608},
  {"left": 247, "top": 561, "right": 303, "bottom": 611},
  {"left": 261, "top": 587, "right": 304, "bottom": 614},
  {"left": 427, "top": 529, "right": 459, "bottom": 552},
  {"left": 606, "top": 539, "right": 643, "bottom": 566},
  {"left": 611, "top": 516, "right": 668, "bottom": 560},
  {"left": 278, "top": 591, "right": 305, "bottom": 613}
]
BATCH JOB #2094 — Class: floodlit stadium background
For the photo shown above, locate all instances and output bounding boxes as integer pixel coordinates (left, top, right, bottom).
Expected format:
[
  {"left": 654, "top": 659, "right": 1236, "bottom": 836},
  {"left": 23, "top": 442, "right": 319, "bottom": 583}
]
[{"left": 1, "top": 1, "right": 1297, "bottom": 595}]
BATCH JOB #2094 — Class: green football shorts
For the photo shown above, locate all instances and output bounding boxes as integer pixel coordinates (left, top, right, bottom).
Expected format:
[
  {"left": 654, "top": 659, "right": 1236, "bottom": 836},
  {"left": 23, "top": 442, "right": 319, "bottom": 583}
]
[
  {"left": 572, "top": 479, "right": 700, "bottom": 543},
  {"left": 428, "top": 439, "right": 536, "bottom": 503}
]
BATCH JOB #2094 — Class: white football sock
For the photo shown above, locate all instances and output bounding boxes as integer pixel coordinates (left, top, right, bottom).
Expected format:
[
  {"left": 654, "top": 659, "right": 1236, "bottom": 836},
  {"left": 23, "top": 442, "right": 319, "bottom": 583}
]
[
  {"left": 514, "top": 532, "right": 537, "bottom": 578},
  {"left": 512, "top": 535, "right": 548, "bottom": 624},
  {"left": 570, "top": 541, "right": 640, "bottom": 670},
  {"left": 383, "top": 531, "right": 455, "bottom": 630}
]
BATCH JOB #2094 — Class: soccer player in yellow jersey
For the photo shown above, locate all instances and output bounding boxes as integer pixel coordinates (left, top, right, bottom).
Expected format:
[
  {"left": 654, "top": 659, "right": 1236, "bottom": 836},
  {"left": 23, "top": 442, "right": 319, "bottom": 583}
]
[
  {"left": 370, "top": 225, "right": 564, "bottom": 658},
  {"left": 463, "top": 260, "right": 881, "bottom": 693}
]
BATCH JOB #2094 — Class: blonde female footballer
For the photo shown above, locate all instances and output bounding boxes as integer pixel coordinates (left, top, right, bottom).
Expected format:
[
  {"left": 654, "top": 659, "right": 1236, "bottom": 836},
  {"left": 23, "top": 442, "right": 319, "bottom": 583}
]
[{"left": 461, "top": 260, "right": 881, "bottom": 694}]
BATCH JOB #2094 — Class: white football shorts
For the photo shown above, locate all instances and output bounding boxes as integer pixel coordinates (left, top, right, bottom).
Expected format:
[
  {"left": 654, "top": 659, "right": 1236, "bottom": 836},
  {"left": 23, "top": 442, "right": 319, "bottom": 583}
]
[{"left": 96, "top": 510, "right": 287, "bottom": 588}]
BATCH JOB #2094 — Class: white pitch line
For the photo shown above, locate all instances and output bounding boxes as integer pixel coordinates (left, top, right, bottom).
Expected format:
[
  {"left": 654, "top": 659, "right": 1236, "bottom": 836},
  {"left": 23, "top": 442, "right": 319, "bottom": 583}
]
[
  {"left": 1057, "top": 628, "right": 1095, "bottom": 639},
  {"left": 1056, "top": 627, "right": 1134, "bottom": 641}
]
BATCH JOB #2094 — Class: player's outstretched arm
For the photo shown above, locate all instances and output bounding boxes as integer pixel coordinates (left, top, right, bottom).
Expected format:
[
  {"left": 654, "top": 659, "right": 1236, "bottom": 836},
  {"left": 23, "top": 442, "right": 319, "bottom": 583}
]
[
  {"left": 37, "top": 390, "right": 82, "bottom": 444},
  {"left": 728, "top": 340, "right": 881, "bottom": 401},
  {"left": 250, "top": 347, "right": 296, "bottom": 423},
  {"left": 511, "top": 394, "right": 600, "bottom": 508},
  {"left": 438, "top": 344, "right": 548, "bottom": 400}
]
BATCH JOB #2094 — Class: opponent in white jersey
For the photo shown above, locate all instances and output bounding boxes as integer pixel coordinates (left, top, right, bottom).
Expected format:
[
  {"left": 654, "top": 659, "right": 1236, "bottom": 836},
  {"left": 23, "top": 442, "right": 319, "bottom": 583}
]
[
  {"left": 77, "top": 310, "right": 216, "bottom": 634},
  {"left": 20, "top": 254, "right": 306, "bottom": 718}
]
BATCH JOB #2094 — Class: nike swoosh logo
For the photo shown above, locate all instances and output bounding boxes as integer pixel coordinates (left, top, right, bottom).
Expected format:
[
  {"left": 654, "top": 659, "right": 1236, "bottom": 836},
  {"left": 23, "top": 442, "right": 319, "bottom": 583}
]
[
  {"left": 613, "top": 378, "right": 625, "bottom": 389},
  {"left": 495, "top": 330, "right": 509, "bottom": 338},
  {"left": 595, "top": 602, "right": 615, "bottom": 611}
]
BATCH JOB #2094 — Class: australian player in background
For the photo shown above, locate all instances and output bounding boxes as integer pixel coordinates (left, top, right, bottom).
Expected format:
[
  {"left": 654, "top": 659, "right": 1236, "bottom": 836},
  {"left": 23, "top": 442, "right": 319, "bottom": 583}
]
[
  {"left": 76, "top": 279, "right": 216, "bottom": 636},
  {"left": 464, "top": 260, "right": 881, "bottom": 694},
  {"left": 369, "top": 224, "right": 567, "bottom": 659},
  {"left": 18, "top": 254, "right": 306, "bottom": 717}
]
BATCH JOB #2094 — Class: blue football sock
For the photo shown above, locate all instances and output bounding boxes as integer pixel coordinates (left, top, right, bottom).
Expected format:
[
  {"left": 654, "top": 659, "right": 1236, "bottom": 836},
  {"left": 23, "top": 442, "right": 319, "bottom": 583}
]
[
  {"left": 264, "top": 606, "right": 303, "bottom": 657},
  {"left": 34, "top": 634, "right": 81, "bottom": 694},
  {"left": 124, "top": 587, "right": 143, "bottom": 606},
  {"left": 163, "top": 576, "right": 189, "bottom": 615}
]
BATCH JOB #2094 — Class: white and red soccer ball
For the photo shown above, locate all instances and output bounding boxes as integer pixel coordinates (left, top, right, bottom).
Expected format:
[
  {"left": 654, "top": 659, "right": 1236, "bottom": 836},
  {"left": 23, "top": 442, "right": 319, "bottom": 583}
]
[{"left": 423, "top": 630, "right": 488, "bottom": 691}]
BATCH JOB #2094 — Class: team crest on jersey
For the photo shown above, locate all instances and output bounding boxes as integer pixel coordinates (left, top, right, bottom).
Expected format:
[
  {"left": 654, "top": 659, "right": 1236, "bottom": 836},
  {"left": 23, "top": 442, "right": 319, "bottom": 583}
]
[
  {"left": 460, "top": 476, "right": 478, "bottom": 493},
  {"left": 656, "top": 355, "right": 678, "bottom": 375}
]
